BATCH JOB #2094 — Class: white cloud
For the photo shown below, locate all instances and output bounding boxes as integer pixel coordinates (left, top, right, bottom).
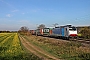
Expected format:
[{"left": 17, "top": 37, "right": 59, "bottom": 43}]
[
  {"left": 6, "top": 14, "right": 12, "bottom": 17},
  {"left": 12, "top": 10, "right": 19, "bottom": 12}
]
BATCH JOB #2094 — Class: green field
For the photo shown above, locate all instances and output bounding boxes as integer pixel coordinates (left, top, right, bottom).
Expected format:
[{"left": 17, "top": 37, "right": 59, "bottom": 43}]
[
  {"left": 0, "top": 33, "right": 90, "bottom": 60},
  {"left": 24, "top": 35, "right": 90, "bottom": 60},
  {"left": 0, "top": 33, "right": 41, "bottom": 60}
]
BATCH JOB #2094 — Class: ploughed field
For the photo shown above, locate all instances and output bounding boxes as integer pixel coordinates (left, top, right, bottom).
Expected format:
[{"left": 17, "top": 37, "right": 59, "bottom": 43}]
[{"left": 0, "top": 33, "right": 90, "bottom": 60}]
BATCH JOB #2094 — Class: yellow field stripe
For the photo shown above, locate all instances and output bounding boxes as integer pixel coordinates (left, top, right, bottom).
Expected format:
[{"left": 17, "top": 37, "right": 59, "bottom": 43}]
[{"left": 0, "top": 34, "right": 14, "bottom": 46}]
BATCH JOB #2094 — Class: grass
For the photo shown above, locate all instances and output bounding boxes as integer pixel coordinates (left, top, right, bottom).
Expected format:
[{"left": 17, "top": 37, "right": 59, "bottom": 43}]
[
  {"left": 21, "top": 35, "right": 53, "bottom": 59},
  {"left": 24, "top": 35, "right": 90, "bottom": 60}
]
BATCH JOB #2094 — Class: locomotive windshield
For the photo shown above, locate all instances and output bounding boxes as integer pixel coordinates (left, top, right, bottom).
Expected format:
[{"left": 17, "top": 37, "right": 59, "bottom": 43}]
[{"left": 69, "top": 27, "right": 76, "bottom": 31}]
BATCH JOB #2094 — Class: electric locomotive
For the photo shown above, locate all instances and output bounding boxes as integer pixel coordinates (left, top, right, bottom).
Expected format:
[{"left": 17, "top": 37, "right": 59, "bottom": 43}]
[{"left": 51, "top": 25, "right": 78, "bottom": 39}]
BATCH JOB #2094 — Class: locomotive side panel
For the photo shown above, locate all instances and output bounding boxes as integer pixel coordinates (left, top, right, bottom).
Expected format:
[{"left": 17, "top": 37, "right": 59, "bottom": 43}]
[
  {"left": 61, "top": 28, "right": 65, "bottom": 37},
  {"left": 52, "top": 28, "right": 61, "bottom": 37},
  {"left": 64, "top": 27, "right": 69, "bottom": 37}
]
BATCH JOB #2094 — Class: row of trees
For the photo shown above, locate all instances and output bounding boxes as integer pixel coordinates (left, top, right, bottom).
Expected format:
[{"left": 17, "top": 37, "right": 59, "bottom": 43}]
[
  {"left": 0, "top": 31, "right": 10, "bottom": 33},
  {"left": 0, "top": 31, "right": 17, "bottom": 33}
]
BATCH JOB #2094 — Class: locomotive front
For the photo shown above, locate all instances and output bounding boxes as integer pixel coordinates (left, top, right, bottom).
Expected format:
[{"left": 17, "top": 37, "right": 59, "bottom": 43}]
[{"left": 68, "top": 26, "right": 78, "bottom": 38}]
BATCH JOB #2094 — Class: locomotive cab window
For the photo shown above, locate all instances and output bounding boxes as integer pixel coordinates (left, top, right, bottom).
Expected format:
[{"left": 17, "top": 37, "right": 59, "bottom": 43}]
[{"left": 69, "top": 27, "right": 76, "bottom": 31}]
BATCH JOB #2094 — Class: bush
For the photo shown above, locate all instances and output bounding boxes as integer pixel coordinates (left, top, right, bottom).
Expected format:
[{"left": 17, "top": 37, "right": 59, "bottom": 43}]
[{"left": 80, "top": 27, "right": 90, "bottom": 39}]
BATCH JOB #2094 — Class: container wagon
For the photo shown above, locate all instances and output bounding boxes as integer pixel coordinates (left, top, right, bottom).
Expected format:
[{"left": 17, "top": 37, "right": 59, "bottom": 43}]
[
  {"left": 43, "top": 28, "right": 53, "bottom": 36},
  {"left": 36, "top": 28, "right": 43, "bottom": 36}
]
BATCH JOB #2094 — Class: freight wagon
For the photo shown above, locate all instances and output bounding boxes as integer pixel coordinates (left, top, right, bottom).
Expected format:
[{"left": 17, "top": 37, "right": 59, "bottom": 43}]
[
  {"left": 30, "top": 30, "right": 36, "bottom": 35},
  {"left": 37, "top": 28, "right": 43, "bottom": 36},
  {"left": 36, "top": 28, "right": 53, "bottom": 36},
  {"left": 43, "top": 28, "right": 53, "bottom": 36}
]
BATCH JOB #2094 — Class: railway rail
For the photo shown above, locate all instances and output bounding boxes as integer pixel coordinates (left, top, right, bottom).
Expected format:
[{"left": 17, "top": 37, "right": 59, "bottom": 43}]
[
  {"left": 35, "top": 35, "right": 90, "bottom": 47},
  {"left": 70, "top": 38, "right": 90, "bottom": 44}
]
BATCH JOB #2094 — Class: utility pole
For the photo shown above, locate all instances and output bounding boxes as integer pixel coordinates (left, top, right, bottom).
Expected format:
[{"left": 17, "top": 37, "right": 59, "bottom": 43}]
[
  {"left": 53, "top": 23, "right": 58, "bottom": 27},
  {"left": 36, "top": 24, "right": 38, "bottom": 36}
]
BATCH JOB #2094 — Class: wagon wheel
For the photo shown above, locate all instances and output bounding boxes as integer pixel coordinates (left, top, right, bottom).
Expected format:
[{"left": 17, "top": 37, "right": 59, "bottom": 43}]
[{"left": 69, "top": 37, "right": 74, "bottom": 41}]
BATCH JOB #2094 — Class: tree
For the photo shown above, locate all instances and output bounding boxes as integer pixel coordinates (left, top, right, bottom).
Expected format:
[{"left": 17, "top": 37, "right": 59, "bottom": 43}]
[
  {"left": 20, "top": 26, "right": 29, "bottom": 32},
  {"left": 38, "top": 24, "right": 46, "bottom": 29},
  {"left": 19, "top": 26, "right": 29, "bottom": 35}
]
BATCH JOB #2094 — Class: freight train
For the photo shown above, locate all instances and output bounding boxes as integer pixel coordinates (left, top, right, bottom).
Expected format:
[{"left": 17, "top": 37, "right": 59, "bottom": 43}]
[{"left": 30, "top": 25, "right": 78, "bottom": 40}]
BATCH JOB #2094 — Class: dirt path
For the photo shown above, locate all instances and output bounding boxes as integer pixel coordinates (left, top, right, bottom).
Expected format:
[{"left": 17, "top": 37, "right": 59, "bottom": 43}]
[{"left": 19, "top": 36, "right": 60, "bottom": 60}]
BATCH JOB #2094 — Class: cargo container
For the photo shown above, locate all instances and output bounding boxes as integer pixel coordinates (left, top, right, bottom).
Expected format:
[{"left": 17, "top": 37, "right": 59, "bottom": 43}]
[{"left": 43, "top": 28, "right": 53, "bottom": 36}]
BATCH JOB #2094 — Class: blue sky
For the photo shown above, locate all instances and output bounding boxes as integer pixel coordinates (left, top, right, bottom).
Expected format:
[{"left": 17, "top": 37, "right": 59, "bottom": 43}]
[{"left": 0, "top": 0, "right": 90, "bottom": 31}]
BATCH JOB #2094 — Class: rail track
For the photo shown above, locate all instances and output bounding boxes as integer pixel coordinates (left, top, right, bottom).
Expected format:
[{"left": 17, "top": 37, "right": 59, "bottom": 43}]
[
  {"left": 70, "top": 38, "right": 90, "bottom": 47},
  {"left": 35, "top": 35, "right": 90, "bottom": 47},
  {"left": 69, "top": 38, "right": 90, "bottom": 44}
]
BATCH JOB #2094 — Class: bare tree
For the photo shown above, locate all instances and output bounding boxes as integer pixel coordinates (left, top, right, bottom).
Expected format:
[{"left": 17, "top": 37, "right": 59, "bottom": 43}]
[
  {"left": 38, "top": 24, "right": 46, "bottom": 29},
  {"left": 19, "top": 26, "right": 29, "bottom": 35},
  {"left": 20, "top": 26, "right": 29, "bottom": 32}
]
